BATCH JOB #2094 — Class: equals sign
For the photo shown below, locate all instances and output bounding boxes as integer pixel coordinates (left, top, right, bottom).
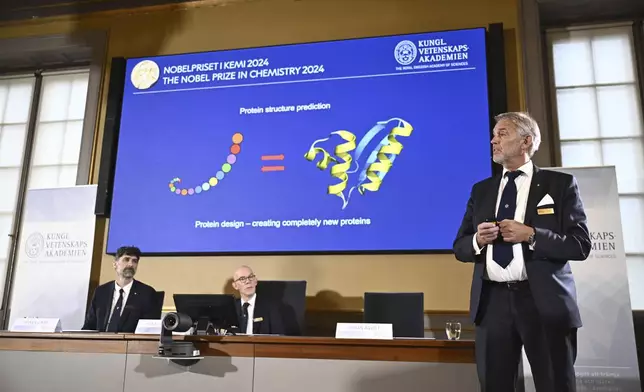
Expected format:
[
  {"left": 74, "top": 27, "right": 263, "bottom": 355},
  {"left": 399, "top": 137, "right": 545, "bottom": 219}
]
[{"left": 261, "top": 154, "right": 285, "bottom": 172}]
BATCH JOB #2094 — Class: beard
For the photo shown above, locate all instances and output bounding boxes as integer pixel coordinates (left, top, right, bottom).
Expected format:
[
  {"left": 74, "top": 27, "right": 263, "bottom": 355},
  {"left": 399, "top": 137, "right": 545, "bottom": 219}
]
[
  {"left": 122, "top": 268, "right": 135, "bottom": 277},
  {"left": 492, "top": 145, "right": 521, "bottom": 165}
]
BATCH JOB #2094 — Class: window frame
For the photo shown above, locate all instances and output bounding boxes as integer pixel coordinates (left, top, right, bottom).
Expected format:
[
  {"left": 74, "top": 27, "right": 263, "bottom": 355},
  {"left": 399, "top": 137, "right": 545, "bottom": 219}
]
[
  {"left": 546, "top": 22, "right": 642, "bottom": 163},
  {"left": 31, "top": 68, "right": 93, "bottom": 189},
  {"left": 633, "top": 20, "right": 644, "bottom": 144},
  {"left": 0, "top": 68, "right": 94, "bottom": 327},
  {"left": 0, "top": 73, "right": 37, "bottom": 316},
  {"left": 545, "top": 22, "right": 644, "bottom": 260},
  {"left": 0, "top": 30, "right": 106, "bottom": 328}
]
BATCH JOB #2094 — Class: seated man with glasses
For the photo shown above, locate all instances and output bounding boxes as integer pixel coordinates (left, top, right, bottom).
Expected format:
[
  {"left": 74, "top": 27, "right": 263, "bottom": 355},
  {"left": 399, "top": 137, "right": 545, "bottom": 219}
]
[{"left": 231, "top": 265, "right": 285, "bottom": 335}]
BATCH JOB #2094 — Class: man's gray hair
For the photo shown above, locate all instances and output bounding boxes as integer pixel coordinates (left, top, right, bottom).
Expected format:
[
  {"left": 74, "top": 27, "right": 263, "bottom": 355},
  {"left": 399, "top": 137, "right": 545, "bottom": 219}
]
[{"left": 495, "top": 112, "right": 542, "bottom": 157}]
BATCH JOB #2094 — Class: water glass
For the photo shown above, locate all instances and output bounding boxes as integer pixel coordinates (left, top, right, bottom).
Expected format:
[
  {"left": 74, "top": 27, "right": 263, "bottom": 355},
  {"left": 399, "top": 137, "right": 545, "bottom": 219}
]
[{"left": 446, "top": 321, "right": 461, "bottom": 340}]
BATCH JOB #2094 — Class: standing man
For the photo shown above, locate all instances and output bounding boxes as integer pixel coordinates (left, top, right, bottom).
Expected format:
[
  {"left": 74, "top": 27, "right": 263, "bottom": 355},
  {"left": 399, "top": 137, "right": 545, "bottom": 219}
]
[
  {"left": 231, "top": 265, "right": 285, "bottom": 335},
  {"left": 453, "top": 112, "right": 591, "bottom": 392},
  {"left": 82, "top": 246, "right": 160, "bottom": 332}
]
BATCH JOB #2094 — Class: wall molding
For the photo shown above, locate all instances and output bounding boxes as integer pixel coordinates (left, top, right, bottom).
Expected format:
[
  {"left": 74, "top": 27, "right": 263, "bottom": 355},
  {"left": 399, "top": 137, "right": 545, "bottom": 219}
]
[
  {"left": 0, "top": 0, "right": 253, "bottom": 24},
  {"left": 518, "top": 0, "right": 554, "bottom": 166}
]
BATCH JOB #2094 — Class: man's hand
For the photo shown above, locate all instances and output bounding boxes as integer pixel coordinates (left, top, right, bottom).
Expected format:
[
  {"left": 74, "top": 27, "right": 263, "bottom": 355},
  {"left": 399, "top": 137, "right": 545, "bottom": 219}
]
[
  {"left": 476, "top": 222, "right": 499, "bottom": 247},
  {"left": 498, "top": 220, "right": 534, "bottom": 243}
]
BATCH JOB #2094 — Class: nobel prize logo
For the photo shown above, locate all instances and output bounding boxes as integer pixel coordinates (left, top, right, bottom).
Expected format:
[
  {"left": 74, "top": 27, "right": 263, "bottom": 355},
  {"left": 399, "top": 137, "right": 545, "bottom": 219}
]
[
  {"left": 130, "top": 60, "right": 160, "bottom": 90},
  {"left": 25, "top": 232, "right": 44, "bottom": 259},
  {"left": 394, "top": 40, "right": 417, "bottom": 66}
]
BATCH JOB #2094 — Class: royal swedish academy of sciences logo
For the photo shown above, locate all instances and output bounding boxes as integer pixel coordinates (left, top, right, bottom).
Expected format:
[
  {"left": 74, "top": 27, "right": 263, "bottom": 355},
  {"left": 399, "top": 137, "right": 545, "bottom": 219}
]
[
  {"left": 394, "top": 40, "right": 417, "bottom": 66},
  {"left": 130, "top": 60, "right": 160, "bottom": 90},
  {"left": 25, "top": 232, "right": 44, "bottom": 259}
]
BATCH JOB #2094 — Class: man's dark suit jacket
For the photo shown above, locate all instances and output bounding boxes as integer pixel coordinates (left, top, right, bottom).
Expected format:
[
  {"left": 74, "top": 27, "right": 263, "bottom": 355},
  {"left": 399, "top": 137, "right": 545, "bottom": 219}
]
[
  {"left": 235, "top": 295, "right": 285, "bottom": 335},
  {"left": 453, "top": 164, "right": 592, "bottom": 329},
  {"left": 81, "top": 280, "right": 160, "bottom": 332}
]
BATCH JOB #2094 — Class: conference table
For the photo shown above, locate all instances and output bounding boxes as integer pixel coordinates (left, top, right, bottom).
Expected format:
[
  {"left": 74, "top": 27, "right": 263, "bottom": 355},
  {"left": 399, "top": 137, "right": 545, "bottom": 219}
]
[{"left": 0, "top": 332, "right": 479, "bottom": 391}]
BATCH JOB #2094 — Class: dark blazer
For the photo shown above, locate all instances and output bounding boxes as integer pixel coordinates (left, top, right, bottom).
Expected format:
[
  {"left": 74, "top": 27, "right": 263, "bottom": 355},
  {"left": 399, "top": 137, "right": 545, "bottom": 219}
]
[
  {"left": 453, "top": 164, "right": 592, "bottom": 329},
  {"left": 81, "top": 279, "right": 159, "bottom": 332},
  {"left": 235, "top": 295, "right": 285, "bottom": 335}
]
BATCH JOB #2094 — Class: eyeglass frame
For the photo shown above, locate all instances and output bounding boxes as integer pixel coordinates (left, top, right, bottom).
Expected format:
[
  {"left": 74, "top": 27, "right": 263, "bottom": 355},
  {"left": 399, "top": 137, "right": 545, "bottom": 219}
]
[{"left": 234, "top": 274, "right": 257, "bottom": 284}]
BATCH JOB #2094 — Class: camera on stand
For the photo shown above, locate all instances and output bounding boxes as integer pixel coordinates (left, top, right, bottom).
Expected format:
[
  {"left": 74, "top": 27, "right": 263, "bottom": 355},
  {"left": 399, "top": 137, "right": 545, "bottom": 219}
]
[
  {"left": 155, "top": 312, "right": 202, "bottom": 366},
  {"left": 154, "top": 294, "right": 240, "bottom": 366}
]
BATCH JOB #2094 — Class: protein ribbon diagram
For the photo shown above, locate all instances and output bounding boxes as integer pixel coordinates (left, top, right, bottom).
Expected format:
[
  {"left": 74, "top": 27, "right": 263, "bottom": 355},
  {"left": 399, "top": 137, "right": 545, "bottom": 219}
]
[{"left": 304, "top": 118, "right": 413, "bottom": 209}]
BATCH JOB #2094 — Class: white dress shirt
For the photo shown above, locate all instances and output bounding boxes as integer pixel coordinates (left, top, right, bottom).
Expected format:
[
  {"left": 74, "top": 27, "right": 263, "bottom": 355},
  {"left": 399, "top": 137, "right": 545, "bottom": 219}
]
[
  {"left": 473, "top": 161, "right": 534, "bottom": 282},
  {"left": 241, "top": 293, "right": 257, "bottom": 335},
  {"left": 107, "top": 280, "right": 133, "bottom": 324}
]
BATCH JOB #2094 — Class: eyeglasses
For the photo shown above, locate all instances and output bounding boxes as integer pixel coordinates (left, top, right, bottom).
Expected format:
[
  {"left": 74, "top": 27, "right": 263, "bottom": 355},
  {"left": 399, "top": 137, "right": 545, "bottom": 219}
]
[{"left": 234, "top": 274, "right": 256, "bottom": 284}]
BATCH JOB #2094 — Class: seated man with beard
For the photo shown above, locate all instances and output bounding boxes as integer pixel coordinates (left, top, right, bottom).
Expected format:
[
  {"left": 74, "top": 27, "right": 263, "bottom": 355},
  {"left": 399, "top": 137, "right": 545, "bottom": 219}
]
[{"left": 82, "top": 246, "right": 159, "bottom": 332}]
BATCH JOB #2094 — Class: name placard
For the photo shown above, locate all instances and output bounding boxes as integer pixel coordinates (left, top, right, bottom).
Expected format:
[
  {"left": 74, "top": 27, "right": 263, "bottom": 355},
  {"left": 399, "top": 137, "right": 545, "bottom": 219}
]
[
  {"left": 335, "top": 322, "right": 393, "bottom": 340},
  {"left": 135, "top": 319, "right": 162, "bottom": 334},
  {"left": 10, "top": 317, "right": 62, "bottom": 333}
]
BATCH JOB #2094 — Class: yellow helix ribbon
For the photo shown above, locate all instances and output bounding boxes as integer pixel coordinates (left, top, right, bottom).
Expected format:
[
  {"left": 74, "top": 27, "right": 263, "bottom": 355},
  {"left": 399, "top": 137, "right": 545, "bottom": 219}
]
[
  {"left": 303, "top": 147, "right": 336, "bottom": 170},
  {"left": 326, "top": 131, "right": 357, "bottom": 202},
  {"left": 358, "top": 119, "right": 413, "bottom": 195}
]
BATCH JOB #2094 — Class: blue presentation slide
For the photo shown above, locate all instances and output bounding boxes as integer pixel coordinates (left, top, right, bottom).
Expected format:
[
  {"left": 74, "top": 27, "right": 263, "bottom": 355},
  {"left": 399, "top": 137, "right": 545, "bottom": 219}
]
[{"left": 106, "top": 27, "right": 492, "bottom": 254}]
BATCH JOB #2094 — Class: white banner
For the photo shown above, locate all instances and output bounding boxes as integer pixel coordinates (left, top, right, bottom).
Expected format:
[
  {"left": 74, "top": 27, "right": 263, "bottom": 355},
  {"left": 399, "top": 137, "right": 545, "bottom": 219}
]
[
  {"left": 8, "top": 185, "right": 97, "bottom": 330},
  {"left": 522, "top": 166, "right": 640, "bottom": 391}
]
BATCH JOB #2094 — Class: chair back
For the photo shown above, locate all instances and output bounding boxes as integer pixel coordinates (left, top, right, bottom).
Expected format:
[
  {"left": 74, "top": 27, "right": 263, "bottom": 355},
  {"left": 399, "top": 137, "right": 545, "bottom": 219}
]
[
  {"left": 152, "top": 291, "right": 165, "bottom": 319},
  {"left": 363, "top": 292, "right": 424, "bottom": 338},
  {"left": 257, "top": 280, "right": 307, "bottom": 335}
]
